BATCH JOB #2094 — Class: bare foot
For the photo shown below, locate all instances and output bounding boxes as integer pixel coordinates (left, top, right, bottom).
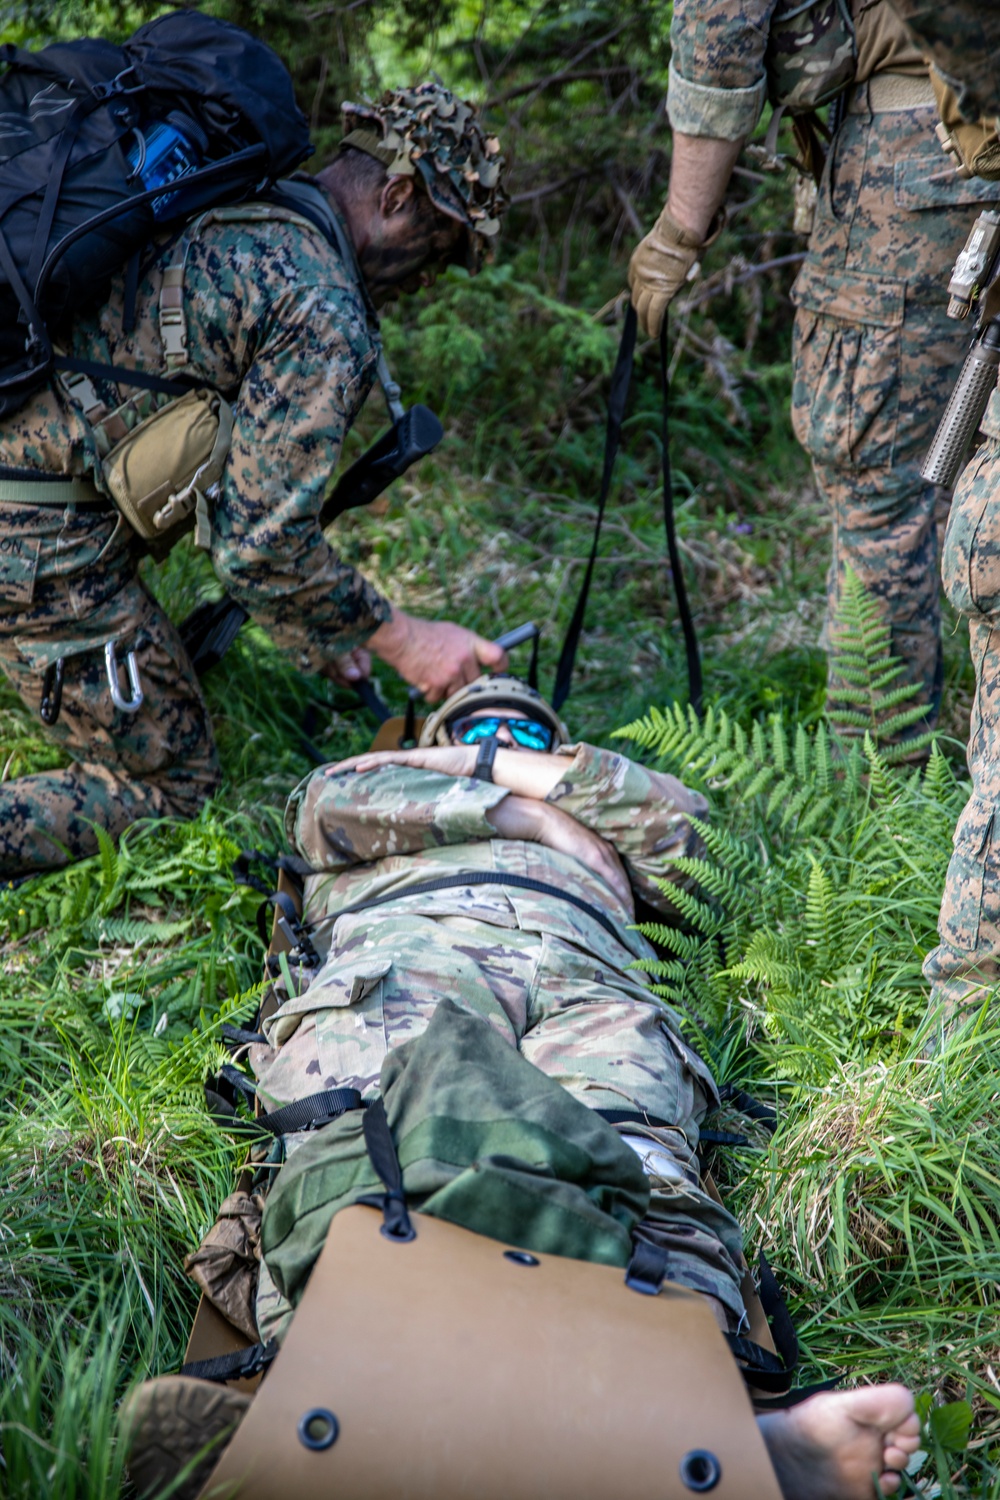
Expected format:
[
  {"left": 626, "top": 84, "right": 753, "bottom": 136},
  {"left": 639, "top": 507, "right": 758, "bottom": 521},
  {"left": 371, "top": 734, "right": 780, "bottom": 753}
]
[{"left": 758, "top": 1384, "right": 921, "bottom": 1500}]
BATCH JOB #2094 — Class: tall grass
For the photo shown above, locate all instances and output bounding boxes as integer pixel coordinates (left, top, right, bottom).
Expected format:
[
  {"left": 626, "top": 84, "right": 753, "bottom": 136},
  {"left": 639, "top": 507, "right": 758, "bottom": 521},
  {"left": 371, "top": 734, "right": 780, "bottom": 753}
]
[{"left": 620, "top": 607, "right": 999, "bottom": 1495}]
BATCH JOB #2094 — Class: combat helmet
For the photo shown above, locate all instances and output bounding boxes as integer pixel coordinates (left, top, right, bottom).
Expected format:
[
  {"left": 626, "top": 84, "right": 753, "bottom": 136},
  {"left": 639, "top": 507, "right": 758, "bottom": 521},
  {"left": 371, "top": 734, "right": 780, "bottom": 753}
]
[
  {"left": 340, "top": 81, "right": 506, "bottom": 272},
  {"left": 419, "top": 673, "right": 569, "bottom": 750}
]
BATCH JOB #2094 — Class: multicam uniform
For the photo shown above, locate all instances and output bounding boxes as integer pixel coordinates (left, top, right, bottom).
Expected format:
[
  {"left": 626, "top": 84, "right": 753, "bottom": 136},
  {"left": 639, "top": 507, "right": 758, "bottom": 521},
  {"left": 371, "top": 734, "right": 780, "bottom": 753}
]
[
  {"left": 0, "top": 199, "right": 389, "bottom": 874},
  {"left": 249, "top": 742, "right": 748, "bottom": 1337},
  {"left": 670, "top": 0, "right": 1000, "bottom": 723}
]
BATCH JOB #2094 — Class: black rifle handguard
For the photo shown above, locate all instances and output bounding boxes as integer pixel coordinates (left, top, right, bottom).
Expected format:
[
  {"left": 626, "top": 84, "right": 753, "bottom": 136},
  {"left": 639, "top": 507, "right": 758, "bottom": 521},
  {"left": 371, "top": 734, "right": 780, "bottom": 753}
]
[{"left": 320, "top": 404, "right": 443, "bottom": 527}]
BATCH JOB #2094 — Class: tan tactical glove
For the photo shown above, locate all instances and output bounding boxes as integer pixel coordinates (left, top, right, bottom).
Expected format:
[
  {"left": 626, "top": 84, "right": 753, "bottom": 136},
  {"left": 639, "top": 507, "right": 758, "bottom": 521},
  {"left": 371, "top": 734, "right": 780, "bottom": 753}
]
[
  {"left": 628, "top": 206, "right": 708, "bottom": 339},
  {"left": 931, "top": 66, "right": 1000, "bottom": 180}
]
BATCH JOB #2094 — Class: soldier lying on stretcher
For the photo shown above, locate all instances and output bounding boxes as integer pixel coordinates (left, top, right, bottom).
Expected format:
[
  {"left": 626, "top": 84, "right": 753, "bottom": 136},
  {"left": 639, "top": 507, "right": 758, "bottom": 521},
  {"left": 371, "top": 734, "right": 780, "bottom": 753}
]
[{"left": 126, "top": 675, "right": 920, "bottom": 1500}]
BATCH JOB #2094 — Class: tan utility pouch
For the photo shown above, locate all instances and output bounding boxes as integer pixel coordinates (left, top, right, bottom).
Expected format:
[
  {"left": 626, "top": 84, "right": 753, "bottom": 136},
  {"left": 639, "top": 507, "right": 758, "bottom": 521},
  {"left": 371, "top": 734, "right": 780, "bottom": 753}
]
[
  {"left": 931, "top": 66, "right": 1000, "bottom": 181},
  {"left": 198, "top": 1205, "right": 783, "bottom": 1500},
  {"left": 101, "top": 387, "right": 233, "bottom": 558}
]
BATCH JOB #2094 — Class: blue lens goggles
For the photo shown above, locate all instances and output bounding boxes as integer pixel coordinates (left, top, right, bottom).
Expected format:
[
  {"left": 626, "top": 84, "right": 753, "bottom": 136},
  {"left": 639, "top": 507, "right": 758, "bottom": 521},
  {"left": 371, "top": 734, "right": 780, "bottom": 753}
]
[{"left": 450, "top": 714, "right": 554, "bottom": 752}]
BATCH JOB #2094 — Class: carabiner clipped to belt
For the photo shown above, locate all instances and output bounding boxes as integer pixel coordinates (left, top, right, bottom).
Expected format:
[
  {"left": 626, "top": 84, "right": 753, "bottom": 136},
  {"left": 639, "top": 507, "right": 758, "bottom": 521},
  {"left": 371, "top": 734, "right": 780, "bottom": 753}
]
[
  {"left": 39, "top": 657, "right": 65, "bottom": 725},
  {"left": 105, "top": 639, "right": 144, "bottom": 714}
]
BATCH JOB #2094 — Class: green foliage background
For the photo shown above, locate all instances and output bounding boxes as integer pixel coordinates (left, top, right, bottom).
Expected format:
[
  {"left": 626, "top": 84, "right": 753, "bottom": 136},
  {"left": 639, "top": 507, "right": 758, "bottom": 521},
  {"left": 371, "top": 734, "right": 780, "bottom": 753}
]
[{"left": 0, "top": 1, "right": 993, "bottom": 1495}]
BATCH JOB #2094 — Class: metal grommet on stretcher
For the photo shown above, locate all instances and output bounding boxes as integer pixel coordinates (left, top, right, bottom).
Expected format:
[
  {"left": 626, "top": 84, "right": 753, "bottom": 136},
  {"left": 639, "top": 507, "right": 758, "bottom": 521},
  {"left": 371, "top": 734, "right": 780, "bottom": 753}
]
[
  {"left": 104, "top": 638, "right": 144, "bottom": 713},
  {"left": 297, "top": 1408, "right": 340, "bottom": 1451},
  {"left": 680, "top": 1450, "right": 722, "bottom": 1492}
]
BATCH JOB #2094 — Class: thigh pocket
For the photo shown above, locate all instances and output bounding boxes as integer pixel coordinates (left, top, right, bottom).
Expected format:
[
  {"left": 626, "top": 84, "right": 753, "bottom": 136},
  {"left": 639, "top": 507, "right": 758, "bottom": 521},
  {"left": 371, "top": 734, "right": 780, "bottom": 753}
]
[
  {"left": 791, "top": 264, "right": 904, "bottom": 469},
  {"left": 942, "top": 446, "right": 1000, "bottom": 616},
  {"left": 259, "top": 958, "right": 392, "bottom": 1099}
]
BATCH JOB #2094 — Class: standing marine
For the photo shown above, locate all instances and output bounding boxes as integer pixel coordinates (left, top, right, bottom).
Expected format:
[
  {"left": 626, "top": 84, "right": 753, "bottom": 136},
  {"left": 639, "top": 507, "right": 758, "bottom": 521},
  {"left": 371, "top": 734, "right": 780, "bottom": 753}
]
[
  {"left": 0, "top": 80, "right": 508, "bottom": 877},
  {"left": 628, "top": 0, "right": 1000, "bottom": 731}
]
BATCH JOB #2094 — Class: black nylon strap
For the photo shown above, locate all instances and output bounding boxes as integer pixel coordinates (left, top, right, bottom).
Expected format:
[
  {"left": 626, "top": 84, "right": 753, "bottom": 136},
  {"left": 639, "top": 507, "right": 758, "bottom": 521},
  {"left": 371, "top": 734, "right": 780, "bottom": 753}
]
[
  {"left": 719, "top": 1084, "right": 778, "bottom": 1132},
  {"left": 181, "top": 1339, "right": 278, "bottom": 1383},
  {"left": 0, "top": 223, "right": 46, "bottom": 351},
  {"left": 221, "top": 1022, "right": 267, "bottom": 1050},
  {"left": 360, "top": 1096, "right": 415, "bottom": 1241},
  {"left": 27, "top": 95, "right": 88, "bottom": 297},
  {"left": 596, "top": 1107, "right": 675, "bottom": 1129},
  {"left": 256, "top": 1087, "right": 364, "bottom": 1137},
  {"left": 553, "top": 304, "right": 636, "bottom": 712},
  {"left": 320, "top": 870, "right": 626, "bottom": 947},
  {"left": 724, "top": 1250, "right": 799, "bottom": 1395},
  {"left": 660, "top": 315, "right": 702, "bottom": 714},
  {"left": 254, "top": 889, "right": 320, "bottom": 965},
  {"left": 698, "top": 1128, "right": 750, "bottom": 1148},
  {"left": 625, "top": 1237, "right": 669, "bottom": 1296},
  {"left": 724, "top": 1333, "right": 793, "bottom": 1392},
  {"left": 56, "top": 355, "right": 196, "bottom": 398},
  {"left": 473, "top": 734, "right": 499, "bottom": 782},
  {"left": 756, "top": 1250, "right": 799, "bottom": 1375},
  {"left": 552, "top": 305, "right": 703, "bottom": 714}
]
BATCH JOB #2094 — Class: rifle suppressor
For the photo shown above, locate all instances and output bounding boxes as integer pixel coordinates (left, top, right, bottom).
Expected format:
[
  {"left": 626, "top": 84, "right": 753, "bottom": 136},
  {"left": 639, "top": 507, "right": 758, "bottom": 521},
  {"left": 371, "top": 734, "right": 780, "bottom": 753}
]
[{"left": 921, "top": 324, "right": 1000, "bottom": 489}]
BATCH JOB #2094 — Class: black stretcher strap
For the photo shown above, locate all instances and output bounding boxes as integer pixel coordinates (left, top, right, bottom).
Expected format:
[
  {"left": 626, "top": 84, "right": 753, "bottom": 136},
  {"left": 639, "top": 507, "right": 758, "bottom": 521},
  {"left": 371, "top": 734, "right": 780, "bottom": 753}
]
[
  {"left": 724, "top": 1251, "right": 800, "bottom": 1395},
  {"left": 597, "top": 1107, "right": 675, "bottom": 1129},
  {"left": 552, "top": 304, "right": 702, "bottom": 714},
  {"left": 221, "top": 1022, "right": 267, "bottom": 1050},
  {"left": 322, "top": 871, "right": 627, "bottom": 947},
  {"left": 553, "top": 304, "right": 636, "bottom": 712},
  {"left": 207, "top": 1056, "right": 364, "bottom": 1138},
  {"left": 659, "top": 316, "right": 702, "bottom": 714},
  {"left": 255, "top": 1086, "right": 365, "bottom": 1138},
  {"left": 359, "top": 1096, "right": 416, "bottom": 1241},
  {"left": 719, "top": 1083, "right": 778, "bottom": 1132},
  {"left": 625, "top": 1237, "right": 669, "bottom": 1296},
  {"left": 698, "top": 1128, "right": 750, "bottom": 1148},
  {"left": 182, "top": 1339, "right": 278, "bottom": 1383}
]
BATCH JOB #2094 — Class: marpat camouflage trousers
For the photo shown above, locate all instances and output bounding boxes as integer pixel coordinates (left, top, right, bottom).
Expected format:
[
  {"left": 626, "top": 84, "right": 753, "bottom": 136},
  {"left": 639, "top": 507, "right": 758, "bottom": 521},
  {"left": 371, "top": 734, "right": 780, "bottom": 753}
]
[
  {"left": 251, "top": 908, "right": 748, "bottom": 1337},
  {"left": 925, "top": 435, "right": 1000, "bottom": 1014},
  {"left": 0, "top": 500, "right": 219, "bottom": 875},
  {"left": 792, "top": 93, "right": 1000, "bottom": 725}
]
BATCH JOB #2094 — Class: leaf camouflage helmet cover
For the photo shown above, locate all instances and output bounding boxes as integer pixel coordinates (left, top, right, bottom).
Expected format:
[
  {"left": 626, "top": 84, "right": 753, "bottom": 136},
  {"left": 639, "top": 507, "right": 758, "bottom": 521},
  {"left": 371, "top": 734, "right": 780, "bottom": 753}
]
[{"left": 340, "top": 81, "right": 506, "bottom": 272}]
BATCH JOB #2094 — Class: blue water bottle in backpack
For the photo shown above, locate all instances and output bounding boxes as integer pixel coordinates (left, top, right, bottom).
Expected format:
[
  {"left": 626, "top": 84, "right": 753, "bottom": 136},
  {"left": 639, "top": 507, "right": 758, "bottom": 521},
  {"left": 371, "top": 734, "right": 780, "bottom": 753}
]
[{"left": 126, "top": 119, "right": 202, "bottom": 219}]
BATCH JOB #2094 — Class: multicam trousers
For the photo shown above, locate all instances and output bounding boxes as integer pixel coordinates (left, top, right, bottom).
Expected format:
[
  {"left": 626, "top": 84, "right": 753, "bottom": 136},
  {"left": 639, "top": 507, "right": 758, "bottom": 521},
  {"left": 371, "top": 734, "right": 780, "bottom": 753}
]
[
  {"left": 0, "top": 498, "right": 219, "bottom": 875},
  {"left": 791, "top": 85, "right": 1000, "bottom": 726},
  {"left": 251, "top": 904, "right": 748, "bottom": 1336},
  {"left": 925, "top": 435, "right": 1000, "bottom": 1014}
]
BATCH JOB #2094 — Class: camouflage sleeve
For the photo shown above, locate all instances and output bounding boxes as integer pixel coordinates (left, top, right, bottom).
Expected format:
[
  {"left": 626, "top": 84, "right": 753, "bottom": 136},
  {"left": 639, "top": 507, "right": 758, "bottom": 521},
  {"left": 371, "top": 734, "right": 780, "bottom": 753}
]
[
  {"left": 668, "top": 0, "right": 777, "bottom": 139},
  {"left": 209, "top": 272, "right": 391, "bottom": 672},
  {"left": 545, "top": 742, "right": 708, "bottom": 911},
  {"left": 286, "top": 764, "right": 510, "bottom": 869}
]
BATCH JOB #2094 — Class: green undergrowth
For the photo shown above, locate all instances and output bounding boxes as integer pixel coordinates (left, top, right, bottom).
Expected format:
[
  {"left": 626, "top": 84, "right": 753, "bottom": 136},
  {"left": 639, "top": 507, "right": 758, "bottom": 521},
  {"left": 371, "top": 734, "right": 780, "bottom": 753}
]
[
  {"left": 620, "top": 598, "right": 1000, "bottom": 1497},
  {"left": 0, "top": 562, "right": 991, "bottom": 1495}
]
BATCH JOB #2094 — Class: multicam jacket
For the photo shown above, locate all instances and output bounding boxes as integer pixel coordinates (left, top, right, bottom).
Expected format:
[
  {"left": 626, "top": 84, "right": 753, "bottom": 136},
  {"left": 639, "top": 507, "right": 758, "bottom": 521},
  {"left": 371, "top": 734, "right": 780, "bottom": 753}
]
[
  {"left": 285, "top": 739, "right": 709, "bottom": 964},
  {"left": 0, "top": 193, "right": 391, "bottom": 670}
]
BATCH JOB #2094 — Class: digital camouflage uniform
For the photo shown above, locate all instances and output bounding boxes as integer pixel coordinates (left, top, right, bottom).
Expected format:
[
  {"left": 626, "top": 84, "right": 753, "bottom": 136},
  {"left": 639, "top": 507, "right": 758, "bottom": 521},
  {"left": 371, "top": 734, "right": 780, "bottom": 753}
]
[
  {"left": 669, "top": 0, "right": 1000, "bottom": 724},
  {"left": 0, "top": 200, "right": 388, "bottom": 874},
  {"left": 925, "top": 405, "right": 1000, "bottom": 1013},
  {"left": 881, "top": 0, "right": 1000, "bottom": 1016},
  {"left": 249, "top": 742, "right": 748, "bottom": 1339}
]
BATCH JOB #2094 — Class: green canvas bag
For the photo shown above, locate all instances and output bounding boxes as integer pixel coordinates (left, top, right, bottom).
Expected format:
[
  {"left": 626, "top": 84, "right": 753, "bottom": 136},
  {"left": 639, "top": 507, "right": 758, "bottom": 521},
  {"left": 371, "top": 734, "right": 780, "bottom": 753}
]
[{"left": 261, "top": 998, "right": 651, "bottom": 1310}]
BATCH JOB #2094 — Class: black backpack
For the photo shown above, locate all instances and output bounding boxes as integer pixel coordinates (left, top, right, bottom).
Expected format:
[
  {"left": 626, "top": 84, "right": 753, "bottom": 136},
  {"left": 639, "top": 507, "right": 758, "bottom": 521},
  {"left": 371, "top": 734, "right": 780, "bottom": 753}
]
[{"left": 0, "top": 11, "right": 312, "bottom": 418}]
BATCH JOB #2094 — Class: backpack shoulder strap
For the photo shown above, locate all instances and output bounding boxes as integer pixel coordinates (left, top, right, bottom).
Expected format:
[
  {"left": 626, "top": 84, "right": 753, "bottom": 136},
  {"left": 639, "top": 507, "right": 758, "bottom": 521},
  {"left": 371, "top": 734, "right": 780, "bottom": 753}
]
[{"left": 156, "top": 182, "right": 389, "bottom": 378}]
